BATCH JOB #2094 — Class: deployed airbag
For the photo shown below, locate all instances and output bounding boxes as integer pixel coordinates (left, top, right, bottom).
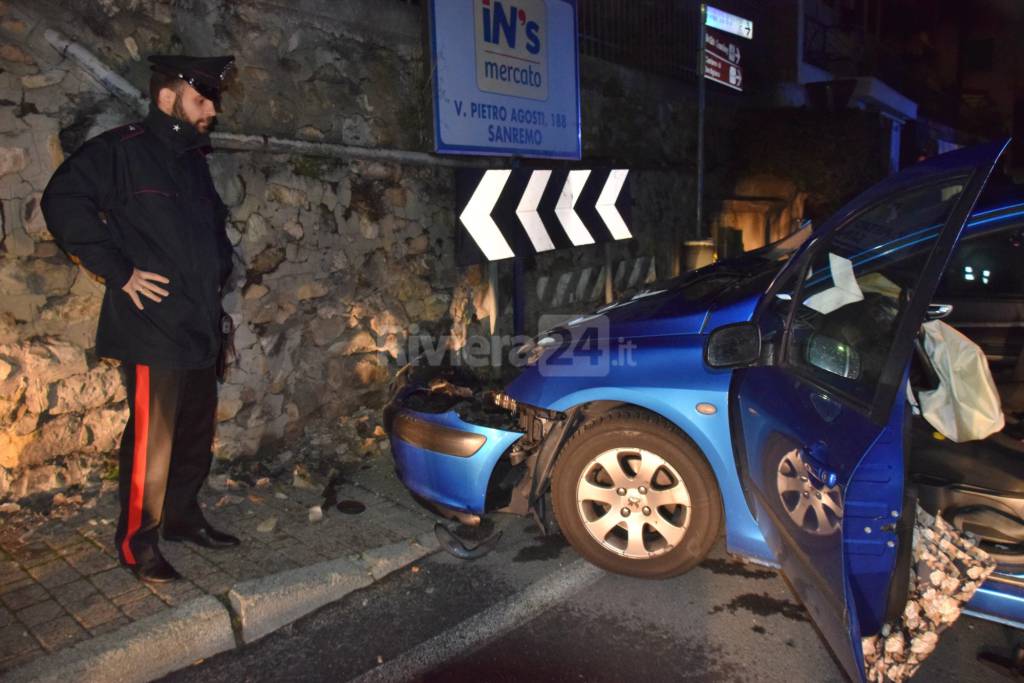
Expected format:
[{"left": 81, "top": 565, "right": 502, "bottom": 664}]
[
  {"left": 918, "top": 319, "right": 1004, "bottom": 442},
  {"left": 805, "top": 253, "right": 865, "bottom": 314}
]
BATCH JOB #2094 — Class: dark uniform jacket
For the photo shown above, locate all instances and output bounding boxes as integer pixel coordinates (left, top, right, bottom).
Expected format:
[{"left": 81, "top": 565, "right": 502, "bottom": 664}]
[{"left": 42, "top": 106, "right": 233, "bottom": 369}]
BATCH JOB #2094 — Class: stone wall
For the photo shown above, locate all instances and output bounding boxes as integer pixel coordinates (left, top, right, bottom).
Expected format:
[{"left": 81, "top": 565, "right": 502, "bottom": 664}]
[{"left": 0, "top": 0, "right": 722, "bottom": 501}]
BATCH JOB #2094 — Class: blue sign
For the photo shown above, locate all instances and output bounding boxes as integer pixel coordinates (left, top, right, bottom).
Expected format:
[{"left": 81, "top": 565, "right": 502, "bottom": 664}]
[
  {"left": 705, "top": 5, "right": 753, "bottom": 40},
  {"left": 429, "top": 0, "right": 581, "bottom": 160}
]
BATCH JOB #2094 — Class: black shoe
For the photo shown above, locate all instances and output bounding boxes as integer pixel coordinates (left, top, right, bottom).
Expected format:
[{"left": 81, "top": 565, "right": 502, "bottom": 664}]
[
  {"left": 123, "top": 555, "right": 181, "bottom": 584},
  {"left": 163, "top": 524, "right": 241, "bottom": 549}
]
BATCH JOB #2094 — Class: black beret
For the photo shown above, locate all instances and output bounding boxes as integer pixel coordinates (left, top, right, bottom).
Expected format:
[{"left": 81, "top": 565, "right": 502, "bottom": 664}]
[{"left": 148, "top": 54, "right": 235, "bottom": 104}]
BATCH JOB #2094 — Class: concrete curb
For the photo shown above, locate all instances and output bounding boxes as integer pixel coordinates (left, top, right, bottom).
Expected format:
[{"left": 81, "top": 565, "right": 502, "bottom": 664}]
[
  {"left": 228, "top": 556, "right": 373, "bottom": 644},
  {"left": 5, "top": 535, "right": 440, "bottom": 682},
  {"left": 360, "top": 532, "right": 440, "bottom": 581},
  {"left": 4, "top": 596, "right": 235, "bottom": 683},
  {"left": 230, "top": 533, "right": 440, "bottom": 644}
]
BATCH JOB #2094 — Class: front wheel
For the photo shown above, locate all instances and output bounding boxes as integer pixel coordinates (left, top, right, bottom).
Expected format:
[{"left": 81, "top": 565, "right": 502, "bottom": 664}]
[{"left": 551, "top": 410, "right": 723, "bottom": 578}]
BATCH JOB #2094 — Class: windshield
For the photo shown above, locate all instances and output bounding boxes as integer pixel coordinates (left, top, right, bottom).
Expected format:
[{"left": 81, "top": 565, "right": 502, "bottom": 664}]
[{"left": 753, "top": 224, "right": 813, "bottom": 260}]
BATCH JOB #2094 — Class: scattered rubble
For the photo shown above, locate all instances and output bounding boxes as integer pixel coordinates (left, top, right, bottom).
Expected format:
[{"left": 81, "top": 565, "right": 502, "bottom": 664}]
[
  {"left": 308, "top": 505, "right": 323, "bottom": 523},
  {"left": 256, "top": 516, "right": 278, "bottom": 533},
  {"left": 291, "top": 466, "right": 319, "bottom": 491},
  {"left": 50, "top": 492, "right": 82, "bottom": 506},
  {"left": 208, "top": 473, "right": 230, "bottom": 491},
  {"left": 862, "top": 506, "right": 997, "bottom": 682}
]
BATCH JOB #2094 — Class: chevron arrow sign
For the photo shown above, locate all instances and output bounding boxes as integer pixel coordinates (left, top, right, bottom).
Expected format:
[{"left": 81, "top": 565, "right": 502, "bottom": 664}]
[{"left": 455, "top": 168, "right": 633, "bottom": 265}]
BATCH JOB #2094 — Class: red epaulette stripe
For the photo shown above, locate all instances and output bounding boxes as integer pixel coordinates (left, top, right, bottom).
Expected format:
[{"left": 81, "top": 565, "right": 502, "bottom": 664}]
[{"left": 121, "top": 364, "right": 150, "bottom": 566}]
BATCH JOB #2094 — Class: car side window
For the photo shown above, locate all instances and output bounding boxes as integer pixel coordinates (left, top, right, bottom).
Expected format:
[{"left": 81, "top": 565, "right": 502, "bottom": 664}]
[
  {"left": 784, "top": 179, "right": 968, "bottom": 406},
  {"left": 936, "top": 224, "right": 1024, "bottom": 299}
]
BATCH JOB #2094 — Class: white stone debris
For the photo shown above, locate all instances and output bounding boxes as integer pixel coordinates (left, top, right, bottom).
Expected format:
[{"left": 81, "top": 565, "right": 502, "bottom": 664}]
[
  {"left": 208, "top": 474, "right": 229, "bottom": 492},
  {"left": 862, "top": 506, "right": 996, "bottom": 682},
  {"left": 291, "top": 466, "right": 318, "bottom": 491},
  {"left": 308, "top": 505, "right": 323, "bottom": 523},
  {"left": 256, "top": 516, "right": 278, "bottom": 533}
]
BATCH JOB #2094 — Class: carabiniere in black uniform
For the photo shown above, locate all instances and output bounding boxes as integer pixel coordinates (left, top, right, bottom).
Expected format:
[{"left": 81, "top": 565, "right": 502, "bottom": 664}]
[{"left": 42, "top": 55, "right": 241, "bottom": 582}]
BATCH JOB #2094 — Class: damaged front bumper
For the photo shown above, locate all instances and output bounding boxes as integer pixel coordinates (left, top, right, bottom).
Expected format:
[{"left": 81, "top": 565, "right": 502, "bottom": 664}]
[
  {"left": 388, "top": 406, "right": 525, "bottom": 517},
  {"left": 384, "top": 362, "right": 563, "bottom": 522}
]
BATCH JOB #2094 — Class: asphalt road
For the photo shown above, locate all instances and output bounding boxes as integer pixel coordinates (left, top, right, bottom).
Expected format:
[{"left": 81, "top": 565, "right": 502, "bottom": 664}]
[{"left": 164, "top": 515, "right": 1018, "bottom": 683}]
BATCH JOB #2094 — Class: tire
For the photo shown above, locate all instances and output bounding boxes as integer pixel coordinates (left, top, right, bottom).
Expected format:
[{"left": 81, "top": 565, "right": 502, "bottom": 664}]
[{"left": 551, "top": 409, "right": 723, "bottom": 578}]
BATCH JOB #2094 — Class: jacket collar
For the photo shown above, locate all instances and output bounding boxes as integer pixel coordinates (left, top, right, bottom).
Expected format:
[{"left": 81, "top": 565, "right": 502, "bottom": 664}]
[{"left": 144, "top": 105, "right": 211, "bottom": 156}]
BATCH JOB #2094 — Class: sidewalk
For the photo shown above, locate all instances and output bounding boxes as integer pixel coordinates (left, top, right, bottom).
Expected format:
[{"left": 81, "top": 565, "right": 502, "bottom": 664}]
[{"left": 0, "top": 451, "right": 439, "bottom": 681}]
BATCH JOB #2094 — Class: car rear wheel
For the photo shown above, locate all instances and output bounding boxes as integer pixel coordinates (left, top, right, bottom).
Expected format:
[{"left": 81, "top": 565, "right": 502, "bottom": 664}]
[{"left": 551, "top": 410, "right": 722, "bottom": 578}]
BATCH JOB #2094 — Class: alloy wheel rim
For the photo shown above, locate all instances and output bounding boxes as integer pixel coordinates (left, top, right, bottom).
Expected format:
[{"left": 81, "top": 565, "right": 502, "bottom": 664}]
[
  {"left": 776, "top": 449, "right": 843, "bottom": 535},
  {"left": 575, "top": 447, "right": 691, "bottom": 559}
]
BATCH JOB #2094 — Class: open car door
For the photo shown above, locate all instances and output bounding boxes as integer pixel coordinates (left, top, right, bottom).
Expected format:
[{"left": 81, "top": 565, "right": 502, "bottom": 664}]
[{"left": 729, "top": 140, "right": 1009, "bottom": 681}]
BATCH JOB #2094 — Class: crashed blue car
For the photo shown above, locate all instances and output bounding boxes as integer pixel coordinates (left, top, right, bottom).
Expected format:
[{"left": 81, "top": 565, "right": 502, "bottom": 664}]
[{"left": 385, "top": 141, "right": 1024, "bottom": 680}]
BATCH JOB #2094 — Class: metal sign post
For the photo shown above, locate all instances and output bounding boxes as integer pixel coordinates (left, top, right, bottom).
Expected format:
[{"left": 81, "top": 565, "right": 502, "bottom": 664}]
[
  {"left": 696, "top": 3, "right": 707, "bottom": 251},
  {"left": 511, "top": 157, "right": 525, "bottom": 338},
  {"left": 695, "top": 4, "right": 753, "bottom": 265}
]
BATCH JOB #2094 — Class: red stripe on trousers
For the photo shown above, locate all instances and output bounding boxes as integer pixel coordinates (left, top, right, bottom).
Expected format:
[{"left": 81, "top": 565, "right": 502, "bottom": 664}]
[{"left": 121, "top": 365, "right": 150, "bottom": 565}]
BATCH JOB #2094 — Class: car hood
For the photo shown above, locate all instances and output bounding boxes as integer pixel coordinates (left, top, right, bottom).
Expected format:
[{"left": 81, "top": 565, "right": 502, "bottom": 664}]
[{"left": 552, "top": 260, "right": 780, "bottom": 340}]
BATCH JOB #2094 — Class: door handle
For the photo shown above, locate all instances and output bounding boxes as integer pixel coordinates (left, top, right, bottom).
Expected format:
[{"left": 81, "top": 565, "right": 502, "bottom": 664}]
[
  {"left": 926, "top": 303, "right": 953, "bottom": 321},
  {"left": 810, "top": 392, "right": 842, "bottom": 422}
]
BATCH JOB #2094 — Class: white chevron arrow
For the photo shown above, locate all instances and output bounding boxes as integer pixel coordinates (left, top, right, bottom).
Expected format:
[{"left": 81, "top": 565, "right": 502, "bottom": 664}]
[
  {"left": 555, "top": 170, "right": 595, "bottom": 246},
  {"left": 516, "top": 170, "right": 556, "bottom": 253},
  {"left": 459, "top": 170, "right": 515, "bottom": 261},
  {"left": 596, "top": 169, "right": 632, "bottom": 240}
]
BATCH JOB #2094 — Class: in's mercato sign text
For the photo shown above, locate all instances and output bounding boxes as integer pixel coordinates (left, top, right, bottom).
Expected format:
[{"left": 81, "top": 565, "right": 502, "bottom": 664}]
[{"left": 430, "top": 0, "right": 581, "bottom": 159}]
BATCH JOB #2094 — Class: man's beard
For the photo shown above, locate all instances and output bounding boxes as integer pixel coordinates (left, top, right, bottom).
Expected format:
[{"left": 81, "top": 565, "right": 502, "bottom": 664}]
[{"left": 171, "top": 99, "right": 215, "bottom": 133}]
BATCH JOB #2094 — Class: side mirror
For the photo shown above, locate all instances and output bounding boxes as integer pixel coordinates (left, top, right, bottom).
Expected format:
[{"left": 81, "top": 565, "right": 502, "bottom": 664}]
[
  {"left": 705, "top": 323, "right": 761, "bottom": 368},
  {"left": 805, "top": 333, "right": 861, "bottom": 380}
]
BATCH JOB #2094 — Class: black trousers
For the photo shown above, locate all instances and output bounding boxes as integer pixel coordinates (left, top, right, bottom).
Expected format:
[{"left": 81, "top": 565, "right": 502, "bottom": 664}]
[{"left": 114, "top": 364, "right": 217, "bottom": 566}]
